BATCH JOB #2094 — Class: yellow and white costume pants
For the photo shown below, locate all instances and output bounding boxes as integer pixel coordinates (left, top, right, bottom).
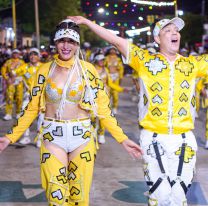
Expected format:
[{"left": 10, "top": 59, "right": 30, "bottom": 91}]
[
  {"left": 40, "top": 117, "right": 96, "bottom": 206},
  {"left": 140, "top": 129, "right": 197, "bottom": 206},
  {"left": 5, "top": 82, "right": 23, "bottom": 115}
]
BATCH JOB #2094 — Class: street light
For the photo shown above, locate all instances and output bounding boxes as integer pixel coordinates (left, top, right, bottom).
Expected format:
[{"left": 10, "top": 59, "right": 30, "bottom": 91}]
[
  {"left": 177, "top": 10, "right": 184, "bottom": 16},
  {"left": 98, "top": 8, "right": 105, "bottom": 14}
]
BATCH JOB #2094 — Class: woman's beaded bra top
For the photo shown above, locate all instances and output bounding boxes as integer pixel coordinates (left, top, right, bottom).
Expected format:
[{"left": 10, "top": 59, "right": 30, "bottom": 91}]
[
  {"left": 45, "top": 77, "right": 83, "bottom": 104},
  {"left": 45, "top": 57, "right": 84, "bottom": 105}
]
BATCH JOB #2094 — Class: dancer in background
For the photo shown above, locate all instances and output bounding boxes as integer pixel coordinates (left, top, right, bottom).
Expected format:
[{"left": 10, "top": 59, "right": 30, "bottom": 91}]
[
  {"left": 93, "top": 51, "right": 124, "bottom": 144},
  {"left": 1, "top": 49, "right": 24, "bottom": 120},
  {"left": 105, "top": 46, "right": 124, "bottom": 114},
  {"left": 13, "top": 48, "right": 43, "bottom": 146}
]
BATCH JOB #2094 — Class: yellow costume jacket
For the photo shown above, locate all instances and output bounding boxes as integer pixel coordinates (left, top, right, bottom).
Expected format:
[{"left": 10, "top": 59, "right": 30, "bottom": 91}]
[
  {"left": 105, "top": 54, "right": 124, "bottom": 79},
  {"left": 124, "top": 43, "right": 208, "bottom": 134},
  {"left": 14, "top": 62, "right": 42, "bottom": 89},
  {"left": 95, "top": 65, "right": 123, "bottom": 93},
  {"left": 199, "top": 77, "right": 208, "bottom": 108},
  {"left": 6, "top": 59, "right": 128, "bottom": 144},
  {"left": 1, "top": 58, "right": 24, "bottom": 82}
]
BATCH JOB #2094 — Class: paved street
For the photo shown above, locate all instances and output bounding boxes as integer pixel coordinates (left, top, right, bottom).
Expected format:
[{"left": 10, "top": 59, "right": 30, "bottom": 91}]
[{"left": 0, "top": 77, "right": 208, "bottom": 206}]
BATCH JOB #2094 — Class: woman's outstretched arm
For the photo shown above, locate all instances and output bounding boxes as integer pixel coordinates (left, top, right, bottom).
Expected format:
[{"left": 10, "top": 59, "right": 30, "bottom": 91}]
[{"left": 67, "top": 16, "right": 128, "bottom": 58}]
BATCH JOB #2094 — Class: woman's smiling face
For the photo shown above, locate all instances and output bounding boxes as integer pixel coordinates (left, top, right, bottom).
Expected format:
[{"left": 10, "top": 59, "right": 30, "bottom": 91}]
[{"left": 55, "top": 38, "right": 79, "bottom": 61}]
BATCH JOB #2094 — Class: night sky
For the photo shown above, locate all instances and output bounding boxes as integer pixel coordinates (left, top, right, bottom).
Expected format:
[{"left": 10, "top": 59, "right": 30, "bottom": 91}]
[
  {"left": 81, "top": 0, "right": 208, "bottom": 31},
  {"left": 180, "top": 0, "right": 207, "bottom": 15}
]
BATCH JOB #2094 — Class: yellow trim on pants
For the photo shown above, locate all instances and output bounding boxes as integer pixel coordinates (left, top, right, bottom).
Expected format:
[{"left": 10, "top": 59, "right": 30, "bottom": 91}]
[{"left": 40, "top": 136, "right": 96, "bottom": 206}]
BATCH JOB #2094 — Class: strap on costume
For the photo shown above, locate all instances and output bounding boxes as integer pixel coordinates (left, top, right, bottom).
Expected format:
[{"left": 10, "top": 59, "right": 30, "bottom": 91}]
[
  {"left": 171, "top": 133, "right": 189, "bottom": 194},
  {"left": 180, "top": 181, "right": 188, "bottom": 194},
  {"left": 152, "top": 133, "right": 165, "bottom": 174},
  {"left": 147, "top": 133, "right": 168, "bottom": 194},
  {"left": 149, "top": 178, "right": 163, "bottom": 194},
  {"left": 177, "top": 133, "right": 186, "bottom": 176}
]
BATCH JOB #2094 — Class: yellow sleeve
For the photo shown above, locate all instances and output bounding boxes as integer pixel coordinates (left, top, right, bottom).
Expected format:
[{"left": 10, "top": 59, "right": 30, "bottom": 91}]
[
  {"left": 97, "top": 90, "right": 128, "bottom": 143},
  {"left": 89, "top": 67, "right": 128, "bottom": 143},
  {"left": 1, "top": 61, "right": 9, "bottom": 80},
  {"left": 118, "top": 58, "right": 124, "bottom": 79},
  {"left": 122, "top": 42, "right": 148, "bottom": 73},
  {"left": 195, "top": 55, "right": 208, "bottom": 78},
  {"left": 107, "top": 70, "right": 123, "bottom": 92},
  {"left": 132, "top": 69, "right": 139, "bottom": 79},
  {"left": 196, "top": 79, "right": 204, "bottom": 92},
  {"left": 14, "top": 63, "right": 27, "bottom": 76},
  {"left": 203, "top": 77, "right": 208, "bottom": 85},
  {"left": 5, "top": 66, "right": 47, "bottom": 143},
  {"left": 104, "top": 56, "right": 109, "bottom": 68}
]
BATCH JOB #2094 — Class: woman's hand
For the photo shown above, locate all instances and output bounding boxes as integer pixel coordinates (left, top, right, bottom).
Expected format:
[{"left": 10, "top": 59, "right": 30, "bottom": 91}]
[
  {"left": 122, "top": 139, "right": 143, "bottom": 159},
  {"left": 67, "top": 16, "right": 88, "bottom": 25},
  {"left": 0, "top": 137, "right": 11, "bottom": 153},
  {"left": 67, "top": 15, "right": 128, "bottom": 58}
]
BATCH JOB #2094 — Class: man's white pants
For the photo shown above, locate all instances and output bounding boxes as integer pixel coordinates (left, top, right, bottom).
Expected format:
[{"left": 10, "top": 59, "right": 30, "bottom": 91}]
[{"left": 140, "top": 129, "right": 197, "bottom": 206}]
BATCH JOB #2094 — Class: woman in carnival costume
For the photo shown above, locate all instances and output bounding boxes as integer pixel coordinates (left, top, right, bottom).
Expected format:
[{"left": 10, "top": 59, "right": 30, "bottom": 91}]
[
  {"left": 0, "top": 19, "right": 142, "bottom": 206},
  {"left": 104, "top": 46, "right": 124, "bottom": 114},
  {"left": 1, "top": 49, "right": 25, "bottom": 120},
  {"left": 92, "top": 51, "right": 125, "bottom": 144},
  {"left": 13, "top": 48, "right": 43, "bottom": 146}
]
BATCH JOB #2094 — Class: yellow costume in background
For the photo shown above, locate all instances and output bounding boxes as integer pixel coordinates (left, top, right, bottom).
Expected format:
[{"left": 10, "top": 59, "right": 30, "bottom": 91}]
[
  {"left": 93, "top": 64, "right": 123, "bottom": 140},
  {"left": 105, "top": 54, "right": 124, "bottom": 113},
  {"left": 1, "top": 58, "right": 24, "bottom": 117},
  {"left": 14, "top": 61, "right": 43, "bottom": 144},
  {"left": 85, "top": 49, "right": 92, "bottom": 62},
  {"left": 14, "top": 62, "right": 42, "bottom": 89},
  {"left": 195, "top": 78, "right": 204, "bottom": 113},
  {"left": 200, "top": 78, "right": 208, "bottom": 148}
]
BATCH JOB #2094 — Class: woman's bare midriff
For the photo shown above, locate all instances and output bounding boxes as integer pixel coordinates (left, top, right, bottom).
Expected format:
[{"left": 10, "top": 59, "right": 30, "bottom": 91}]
[
  {"left": 108, "top": 66, "right": 118, "bottom": 73},
  {"left": 45, "top": 103, "right": 90, "bottom": 120}
]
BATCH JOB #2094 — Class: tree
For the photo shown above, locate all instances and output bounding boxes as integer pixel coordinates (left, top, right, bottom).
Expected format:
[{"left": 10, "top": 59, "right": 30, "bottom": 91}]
[
  {"left": 0, "top": 0, "right": 11, "bottom": 8},
  {"left": 15, "top": 0, "right": 103, "bottom": 46}
]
